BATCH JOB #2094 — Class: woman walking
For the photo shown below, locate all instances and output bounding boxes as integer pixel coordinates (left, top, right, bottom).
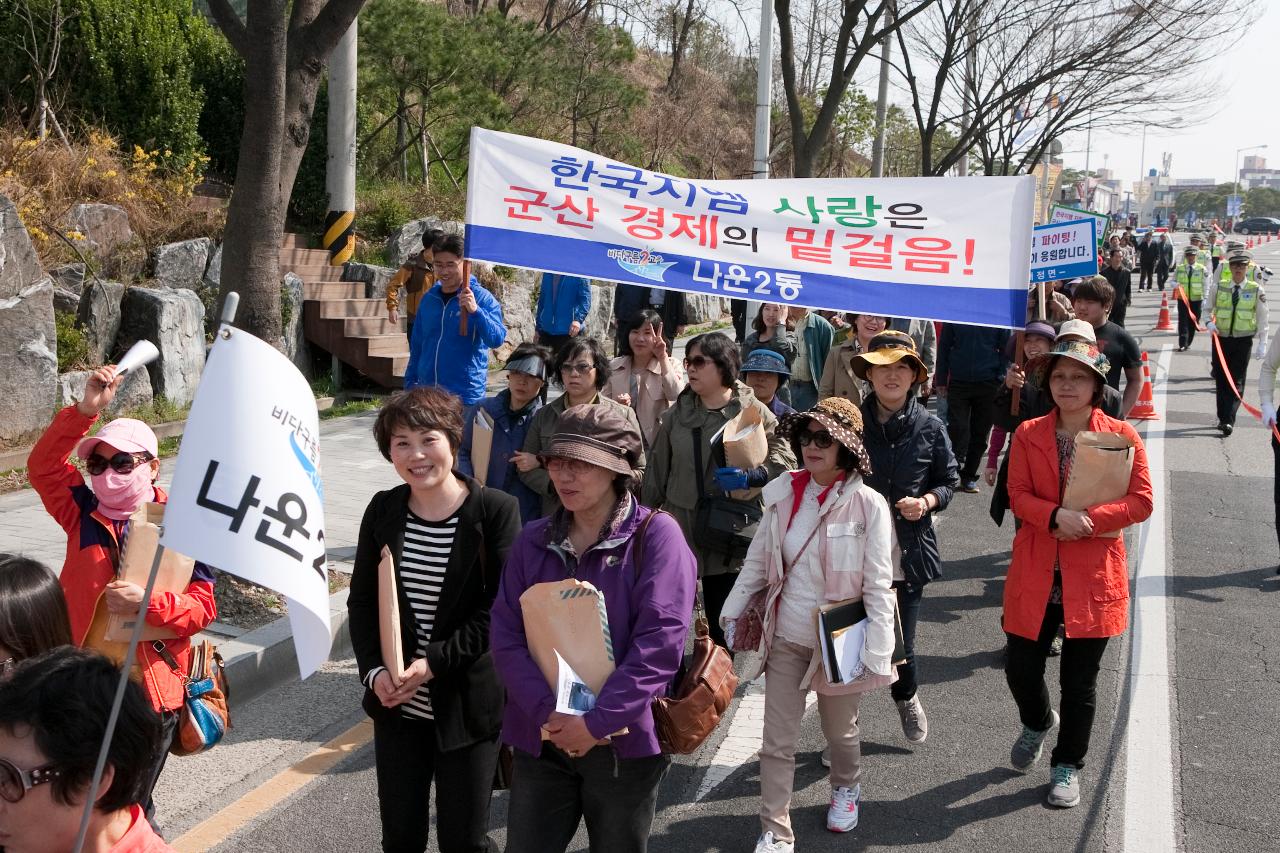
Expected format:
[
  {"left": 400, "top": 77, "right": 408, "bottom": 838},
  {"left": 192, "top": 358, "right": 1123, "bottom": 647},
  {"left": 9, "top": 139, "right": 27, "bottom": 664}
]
[
  {"left": 347, "top": 387, "right": 523, "bottom": 852},
  {"left": 852, "top": 331, "right": 958, "bottom": 744},
  {"left": 491, "top": 405, "right": 697, "bottom": 853},
  {"left": 819, "top": 314, "right": 889, "bottom": 405},
  {"left": 643, "top": 332, "right": 794, "bottom": 647},
  {"left": 721, "top": 398, "right": 897, "bottom": 852},
  {"left": 605, "top": 309, "right": 684, "bottom": 447},
  {"left": 1004, "top": 337, "right": 1151, "bottom": 808}
]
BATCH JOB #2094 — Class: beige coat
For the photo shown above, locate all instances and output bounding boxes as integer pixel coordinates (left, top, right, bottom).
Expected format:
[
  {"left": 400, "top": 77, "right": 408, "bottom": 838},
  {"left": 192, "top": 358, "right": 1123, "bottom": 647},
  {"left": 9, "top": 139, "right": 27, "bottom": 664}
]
[
  {"left": 642, "top": 383, "right": 795, "bottom": 577},
  {"left": 721, "top": 471, "right": 897, "bottom": 694},
  {"left": 817, "top": 340, "right": 866, "bottom": 405},
  {"left": 603, "top": 355, "right": 684, "bottom": 447}
]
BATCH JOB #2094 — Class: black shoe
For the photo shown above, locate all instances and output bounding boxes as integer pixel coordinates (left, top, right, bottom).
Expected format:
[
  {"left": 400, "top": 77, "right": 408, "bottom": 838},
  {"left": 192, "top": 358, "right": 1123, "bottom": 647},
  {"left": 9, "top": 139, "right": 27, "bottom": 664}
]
[
  {"left": 1218, "top": 422, "right": 1233, "bottom": 436},
  {"left": 1177, "top": 345, "right": 1186, "bottom": 352}
]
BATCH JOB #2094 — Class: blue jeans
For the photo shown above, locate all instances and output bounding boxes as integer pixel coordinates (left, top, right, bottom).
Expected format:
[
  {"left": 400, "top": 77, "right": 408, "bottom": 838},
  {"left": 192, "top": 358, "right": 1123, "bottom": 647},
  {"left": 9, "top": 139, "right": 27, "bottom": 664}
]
[
  {"left": 891, "top": 581, "right": 924, "bottom": 702},
  {"left": 788, "top": 380, "right": 817, "bottom": 412}
]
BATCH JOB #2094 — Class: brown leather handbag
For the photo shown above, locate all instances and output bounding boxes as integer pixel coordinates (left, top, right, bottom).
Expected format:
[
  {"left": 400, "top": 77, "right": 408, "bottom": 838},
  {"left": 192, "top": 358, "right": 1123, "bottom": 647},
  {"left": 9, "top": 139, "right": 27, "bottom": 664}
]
[{"left": 634, "top": 511, "right": 740, "bottom": 755}]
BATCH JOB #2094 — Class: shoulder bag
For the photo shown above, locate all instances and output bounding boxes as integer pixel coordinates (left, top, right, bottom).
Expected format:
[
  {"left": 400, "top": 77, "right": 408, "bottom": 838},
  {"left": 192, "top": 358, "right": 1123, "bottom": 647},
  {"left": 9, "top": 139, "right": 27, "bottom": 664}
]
[
  {"left": 634, "top": 510, "right": 740, "bottom": 755},
  {"left": 155, "top": 639, "right": 231, "bottom": 756}
]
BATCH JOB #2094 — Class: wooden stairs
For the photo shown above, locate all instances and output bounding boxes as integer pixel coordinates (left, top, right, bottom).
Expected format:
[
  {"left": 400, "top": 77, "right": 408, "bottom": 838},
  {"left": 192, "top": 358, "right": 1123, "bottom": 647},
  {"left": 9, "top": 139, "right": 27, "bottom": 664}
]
[{"left": 292, "top": 233, "right": 409, "bottom": 388}]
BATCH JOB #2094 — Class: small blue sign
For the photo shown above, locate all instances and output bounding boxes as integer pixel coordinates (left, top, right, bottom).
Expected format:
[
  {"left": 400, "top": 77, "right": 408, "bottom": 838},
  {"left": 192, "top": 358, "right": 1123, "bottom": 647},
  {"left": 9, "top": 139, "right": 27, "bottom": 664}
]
[{"left": 1030, "top": 219, "right": 1098, "bottom": 283}]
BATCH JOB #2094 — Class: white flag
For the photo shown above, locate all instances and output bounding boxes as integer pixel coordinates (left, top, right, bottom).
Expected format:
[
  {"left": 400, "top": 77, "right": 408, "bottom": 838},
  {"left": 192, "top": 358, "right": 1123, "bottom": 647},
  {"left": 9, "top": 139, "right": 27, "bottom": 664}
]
[{"left": 161, "top": 325, "right": 331, "bottom": 678}]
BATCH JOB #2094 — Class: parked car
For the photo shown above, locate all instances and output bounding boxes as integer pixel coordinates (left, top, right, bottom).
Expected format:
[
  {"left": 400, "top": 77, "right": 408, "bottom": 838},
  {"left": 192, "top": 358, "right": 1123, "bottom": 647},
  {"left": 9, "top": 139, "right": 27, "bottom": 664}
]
[{"left": 1234, "top": 217, "right": 1280, "bottom": 235}]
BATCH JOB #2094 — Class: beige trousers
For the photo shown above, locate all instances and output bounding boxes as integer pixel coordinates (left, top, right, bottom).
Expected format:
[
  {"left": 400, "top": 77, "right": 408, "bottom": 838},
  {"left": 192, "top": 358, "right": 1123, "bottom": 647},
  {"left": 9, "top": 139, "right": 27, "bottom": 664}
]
[{"left": 759, "top": 638, "right": 863, "bottom": 842}]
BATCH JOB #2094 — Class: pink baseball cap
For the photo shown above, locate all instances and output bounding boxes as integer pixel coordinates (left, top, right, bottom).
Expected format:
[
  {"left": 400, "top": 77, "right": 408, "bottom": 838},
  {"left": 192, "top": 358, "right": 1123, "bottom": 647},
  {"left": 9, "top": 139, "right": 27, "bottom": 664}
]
[{"left": 77, "top": 418, "right": 159, "bottom": 461}]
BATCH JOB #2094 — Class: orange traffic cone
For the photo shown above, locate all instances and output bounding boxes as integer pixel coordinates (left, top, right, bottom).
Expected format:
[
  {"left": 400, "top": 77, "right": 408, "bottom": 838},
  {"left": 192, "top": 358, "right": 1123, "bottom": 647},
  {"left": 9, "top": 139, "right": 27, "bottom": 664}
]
[
  {"left": 1129, "top": 352, "right": 1159, "bottom": 420},
  {"left": 1247, "top": 237, "right": 1255, "bottom": 249},
  {"left": 1153, "top": 292, "right": 1175, "bottom": 331}
]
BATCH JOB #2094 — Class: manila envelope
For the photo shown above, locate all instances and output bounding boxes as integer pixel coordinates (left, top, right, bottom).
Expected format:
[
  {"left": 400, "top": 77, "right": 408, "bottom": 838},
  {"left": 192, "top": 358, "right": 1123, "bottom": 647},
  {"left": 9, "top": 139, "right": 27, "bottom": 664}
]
[
  {"left": 103, "top": 503, "right": 196, "bottom": 643},
  {"left": 470, "top": 408, "right": 495, "bottom": 486},
  {"left": 379, "top": 546, "right": 406, "bottom": 682},
  {"left": 1061, "top": 431, "right": 1135, "bottom": 539},
  {"left": 722, "top": 405, "right": 768, "bottom": 500},
  {"left": 519, "top": 579, "right": 627, "bottom": 737}
]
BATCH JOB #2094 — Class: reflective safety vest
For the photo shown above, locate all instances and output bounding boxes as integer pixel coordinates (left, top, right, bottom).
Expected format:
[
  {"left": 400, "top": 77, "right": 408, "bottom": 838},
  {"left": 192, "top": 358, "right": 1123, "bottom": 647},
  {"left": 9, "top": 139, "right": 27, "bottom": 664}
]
[
  {"left": 1214, "top": 279, "right": 1260, "bottom": 337},
  {"left": 1212, "top": 244, "right": 1224, "bottom": 260},
  {"left": 1196, "top": 248, "right": 1212, "bottom": 270},
  {"left": 1174, "top": 262, "right": 1207, "bottom": 300}
]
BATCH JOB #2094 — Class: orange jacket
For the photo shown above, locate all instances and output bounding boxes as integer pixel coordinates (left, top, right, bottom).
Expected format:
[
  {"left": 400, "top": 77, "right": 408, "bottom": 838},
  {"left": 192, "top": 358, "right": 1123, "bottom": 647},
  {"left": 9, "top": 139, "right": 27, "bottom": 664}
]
[
  {"left": 1004, "top": 408, "right": 1152, "bottom": 641},
  {"left": 29, "top": 406, "right": 217, "bottom": 712}
]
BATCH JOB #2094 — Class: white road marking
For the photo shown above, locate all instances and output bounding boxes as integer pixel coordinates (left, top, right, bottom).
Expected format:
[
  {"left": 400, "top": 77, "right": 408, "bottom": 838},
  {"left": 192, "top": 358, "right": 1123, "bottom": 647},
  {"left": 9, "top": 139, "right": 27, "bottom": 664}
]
[{"left": 1123, "top": 344, "right": 1177, "bottom": 853}]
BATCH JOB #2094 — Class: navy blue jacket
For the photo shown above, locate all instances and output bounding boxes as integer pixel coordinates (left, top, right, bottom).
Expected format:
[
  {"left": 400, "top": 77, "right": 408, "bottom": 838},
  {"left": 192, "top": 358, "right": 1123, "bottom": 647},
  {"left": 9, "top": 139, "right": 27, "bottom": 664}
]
[
  {"left": 458, "top": 390, "right": 543, "bottom": 523},
  {"left": 937, "top": 325, "right": 1010, "bottom": 384}
]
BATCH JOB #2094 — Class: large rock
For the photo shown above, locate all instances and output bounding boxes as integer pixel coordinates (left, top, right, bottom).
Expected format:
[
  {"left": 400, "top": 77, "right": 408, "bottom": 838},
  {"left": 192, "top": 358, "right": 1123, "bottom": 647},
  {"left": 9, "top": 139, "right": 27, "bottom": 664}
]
[
  {"left": 684, "top": 293, "right": 728, "bottom": 325},
  {"left": 281, "top": 272, "right": 308, "bottom": 374},
  {"left": 584, "top": 280, "right": 617, "bottom": 346},
  {"left": 202, "top": 243, "right": 222, "bottom": 290},
  {"left": 0, "top": 280, "right": 58, "bottom": 445},
  {"left": 343, "top": 262, "right": 396, "bottom": 300},
  {"left": 53, "top": 286, "right": 81, "bottom": 314},
  {"left": 51, "top": 263, "right": 87, "bottom": 294},
  {"left": 481, "top": 266, "right": 537, "bottom": 357},
  {"left": 64, "top": 203, "right": 133, "bottom": 258},
  {"left": 152, "top": 238, "right": 213, "bottom": 290},
  {"left": 385, "top": 217, "right": 454, "bottom": 267},
  {"left": 57, "top": 366, "right": 152, "bottom": 415},
  {"left": 77, "top": 280, "right": 125, "bottom": 364},
  {"left": 118, "top": 287, "right": 205, "bottom": 407},
  {"left": 0, "top": 194, "right": 45, "bottom": 300}
]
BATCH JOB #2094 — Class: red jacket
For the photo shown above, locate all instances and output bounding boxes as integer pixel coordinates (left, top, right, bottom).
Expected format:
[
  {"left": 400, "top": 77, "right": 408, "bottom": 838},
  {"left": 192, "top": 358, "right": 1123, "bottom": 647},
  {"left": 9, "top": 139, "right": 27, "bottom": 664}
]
[
  {"left": 29, "top": 406, "right": 217, "bottom": 712},
  {"left": 1004, "top": 407, "right": 1152, "bottom": 641}
]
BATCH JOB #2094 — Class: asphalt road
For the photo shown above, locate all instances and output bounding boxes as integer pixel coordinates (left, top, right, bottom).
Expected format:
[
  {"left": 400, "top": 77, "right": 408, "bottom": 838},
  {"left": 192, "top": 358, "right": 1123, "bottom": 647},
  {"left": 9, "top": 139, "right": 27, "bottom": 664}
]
[{"left": 152, "top": 252, "right": 1280, "bottom": 852}]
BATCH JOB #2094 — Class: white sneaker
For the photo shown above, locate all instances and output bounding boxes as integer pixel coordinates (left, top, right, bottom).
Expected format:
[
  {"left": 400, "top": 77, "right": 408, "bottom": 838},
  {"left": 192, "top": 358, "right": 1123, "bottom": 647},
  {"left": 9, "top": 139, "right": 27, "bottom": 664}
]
[
  {"left": 754, "top": 830, "right": 795, "bottom": 852},
  {"left": 826, "top": 784, "right": 861, "bottom": 832}
]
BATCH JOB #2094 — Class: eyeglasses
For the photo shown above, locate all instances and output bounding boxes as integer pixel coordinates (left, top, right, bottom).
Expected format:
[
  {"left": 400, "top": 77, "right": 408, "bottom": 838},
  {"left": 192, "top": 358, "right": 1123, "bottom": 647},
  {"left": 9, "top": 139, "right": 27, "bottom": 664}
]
[
  {"left": 85, "top": 451, "right": 153, "bottom": 476},
  {"left": 684, "top": 355, "right": 713, "bottom": 370},
  {"left": 545, "top": 457, "right": 596, "bottom": 476},
  {"left": 0, "top": 757, "right": 63, "bottom": 804},
  {"left": 560, "top": 362, "right": 596, "bottom": 376},
  {"left": 1229, "top": 261, "right": 1247, "bottom": 267},
  {"left": 798, "top": 429, "right": 835, "bottom": 449}
]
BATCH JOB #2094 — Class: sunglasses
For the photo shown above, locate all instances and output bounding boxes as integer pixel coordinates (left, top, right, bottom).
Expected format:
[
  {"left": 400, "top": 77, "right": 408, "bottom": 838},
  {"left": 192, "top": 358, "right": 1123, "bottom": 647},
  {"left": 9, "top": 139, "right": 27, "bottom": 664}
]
[
  {"left": 798, "top": 429, "right": 835, "bottom": 449},
  {"left": 0, "top": 757, "right": 62, "bottom": 804},
  {"left": 684, "top": 355, "right": 713, "bottom": 370},
  {"left": 560, "top": 362, "right": 596, "bottom": 376},
  {"left": 545, "top": 457, "right": 595, "bottom": 475},
  {"left": 85, "top": 451, "right": 153, "bottom": 476}
]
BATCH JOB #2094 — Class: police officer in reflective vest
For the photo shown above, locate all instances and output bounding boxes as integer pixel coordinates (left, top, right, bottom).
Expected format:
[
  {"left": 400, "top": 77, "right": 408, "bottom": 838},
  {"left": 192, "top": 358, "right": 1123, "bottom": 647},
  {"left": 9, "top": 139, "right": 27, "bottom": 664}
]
[
  {"left": 1204, "top": 249, "right": 1270, "bottom": 435},
  {"left": 1173, "top": 244, "right": 1207, "bottom": 352},
  {"left": 1209, "top": 232, "right": 1224, "bottom": 273},
  {"left": 1189, "top": 232, "right": 1212, "bottom": 274},
  {"left": 1218, "top": 241, "right": 1259, "bottom": 284}
]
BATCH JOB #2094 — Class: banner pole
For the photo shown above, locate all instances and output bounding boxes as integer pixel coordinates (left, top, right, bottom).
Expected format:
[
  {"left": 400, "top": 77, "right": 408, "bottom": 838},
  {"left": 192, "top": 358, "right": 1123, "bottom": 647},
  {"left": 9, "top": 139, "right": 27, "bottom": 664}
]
[
  {"left": 72, "top": 541, "right": 170, "bottom": 853},
  {"left": 459, "top": 259, "right": 472, "bottom": 336}
]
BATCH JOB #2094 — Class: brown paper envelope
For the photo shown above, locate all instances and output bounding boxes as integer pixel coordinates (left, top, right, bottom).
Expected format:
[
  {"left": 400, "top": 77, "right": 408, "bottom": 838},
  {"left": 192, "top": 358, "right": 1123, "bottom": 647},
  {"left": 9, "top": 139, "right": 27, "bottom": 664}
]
[
  {"left": 1061, "top": 431, "right": 1135, "bottom": 539},
  {"left": 471, "top": 408, "right": 495, "bottom": 486},
  {"left": 103, "top": 503, "right": 196, "bottom": 643},
  {"left": 379, "top": 546, "right": 406, "bottom": 681},
  {"left": 519, "top": 579, "right": 617, "bottom": 697},
  {"left": 723, "top": 405, "right": 768, "bottom": 500}
]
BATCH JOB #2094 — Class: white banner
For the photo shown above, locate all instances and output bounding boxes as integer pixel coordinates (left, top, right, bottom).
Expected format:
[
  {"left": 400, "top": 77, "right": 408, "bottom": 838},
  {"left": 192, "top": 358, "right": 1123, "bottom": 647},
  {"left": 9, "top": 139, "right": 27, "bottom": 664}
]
[
  {"left": 465, "top": 128, "right": 1036, "bottom": 328},
  {"left": 1031, "top": 219, "right": 1099, "bottom": 282},
  {"left": 161, "top": 326, "right": 331, "bottom": 678}
]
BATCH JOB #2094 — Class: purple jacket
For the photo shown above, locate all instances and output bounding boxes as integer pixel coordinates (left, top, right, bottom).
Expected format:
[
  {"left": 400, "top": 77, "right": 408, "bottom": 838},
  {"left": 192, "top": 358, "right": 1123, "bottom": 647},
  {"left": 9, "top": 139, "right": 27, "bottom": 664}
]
[{"left": 490, "top": 498, "right": 696, "bottom": 759}]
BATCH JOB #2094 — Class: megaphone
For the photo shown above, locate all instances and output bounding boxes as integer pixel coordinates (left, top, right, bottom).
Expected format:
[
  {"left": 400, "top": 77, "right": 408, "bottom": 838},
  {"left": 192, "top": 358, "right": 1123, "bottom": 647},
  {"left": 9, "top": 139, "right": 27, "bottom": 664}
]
[{"left": 115, "top": 340, "right": 160, "bottom": 378}]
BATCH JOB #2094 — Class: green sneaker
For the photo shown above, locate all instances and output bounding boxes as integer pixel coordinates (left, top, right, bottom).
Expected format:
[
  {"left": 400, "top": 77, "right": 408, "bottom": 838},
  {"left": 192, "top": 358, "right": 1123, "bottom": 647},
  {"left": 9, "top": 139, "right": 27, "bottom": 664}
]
[{"left": 1010, "top": 709, "right": 1058, "bottom": 772}]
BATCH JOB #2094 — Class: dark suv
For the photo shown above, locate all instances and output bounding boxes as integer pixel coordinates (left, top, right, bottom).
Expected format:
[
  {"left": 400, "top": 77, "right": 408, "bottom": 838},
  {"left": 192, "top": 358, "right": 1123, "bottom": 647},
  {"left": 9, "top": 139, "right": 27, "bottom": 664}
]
[{"left": 1234, "top": 217, "right": 1280, "bottom": 235}]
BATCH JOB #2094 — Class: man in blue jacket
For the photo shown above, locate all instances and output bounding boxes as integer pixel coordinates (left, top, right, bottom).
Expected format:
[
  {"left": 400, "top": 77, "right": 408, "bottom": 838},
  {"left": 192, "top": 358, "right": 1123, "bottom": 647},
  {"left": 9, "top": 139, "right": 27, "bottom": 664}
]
[
  {"left": 534, "top": 272, "right": 592, "bottom": 357},
  {"left": 404, "top": 234, "right": 508, "bottom": 405},
  {"left": 935, "top": 323, "right": 1010, "bottom": 493}
]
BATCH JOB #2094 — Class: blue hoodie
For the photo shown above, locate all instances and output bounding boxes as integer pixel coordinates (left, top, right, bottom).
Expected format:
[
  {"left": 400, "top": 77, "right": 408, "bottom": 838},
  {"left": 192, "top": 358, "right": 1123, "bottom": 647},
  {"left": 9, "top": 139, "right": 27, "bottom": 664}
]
[
  {"left": 405, "top": 275, "right": 507, "bottom": 404},
  {"left": 534, "top": 273, "right": 591, "bottom": 336}
]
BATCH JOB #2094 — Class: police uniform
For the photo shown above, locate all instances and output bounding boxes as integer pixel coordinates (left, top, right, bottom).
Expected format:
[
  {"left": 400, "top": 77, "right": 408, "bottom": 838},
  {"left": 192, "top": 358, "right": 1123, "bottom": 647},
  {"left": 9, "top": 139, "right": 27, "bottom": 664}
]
[
  {"left": 1204, "top": 249, "right": 1270, "bottom": 434},
  {"left": 1172, "top": 248, "right": 1207, "bottom": 351},
  {"left": 1257, "top": 325, "right": 1280, "bottom": 572}
]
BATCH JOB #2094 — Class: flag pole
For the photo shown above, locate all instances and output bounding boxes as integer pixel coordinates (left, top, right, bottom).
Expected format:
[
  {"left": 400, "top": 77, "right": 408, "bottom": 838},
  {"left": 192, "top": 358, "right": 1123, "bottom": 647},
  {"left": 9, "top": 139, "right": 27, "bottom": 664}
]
[{"left": 71, "top": 292, "right": 238, "bottom": 853}]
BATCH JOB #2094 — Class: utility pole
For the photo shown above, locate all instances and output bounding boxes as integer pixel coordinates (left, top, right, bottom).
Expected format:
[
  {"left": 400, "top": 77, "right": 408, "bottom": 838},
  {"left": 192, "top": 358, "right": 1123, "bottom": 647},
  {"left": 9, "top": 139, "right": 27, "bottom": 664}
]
[
  {"left": 870, "top": 0, "right": 897, "bottom": 178},
  {"left": 324, "top": 18, "right": 358, "bottom": 267},
  {"left": 752, "top": 0, "right": 774, "bottom": 180}
]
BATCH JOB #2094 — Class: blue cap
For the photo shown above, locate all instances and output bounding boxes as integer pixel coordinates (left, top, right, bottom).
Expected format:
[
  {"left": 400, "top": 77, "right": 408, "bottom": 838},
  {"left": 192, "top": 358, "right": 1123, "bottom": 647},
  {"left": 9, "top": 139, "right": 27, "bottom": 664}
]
[{"left": 741, "top": 348, "right": 790, "bottom": 377}]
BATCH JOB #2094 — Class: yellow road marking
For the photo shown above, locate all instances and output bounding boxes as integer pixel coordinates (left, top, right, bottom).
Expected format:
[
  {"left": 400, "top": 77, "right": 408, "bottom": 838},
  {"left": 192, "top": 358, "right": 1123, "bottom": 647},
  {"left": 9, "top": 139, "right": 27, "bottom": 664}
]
[{"left": 171, "top": 718, "right": 374, "bottom": 852}]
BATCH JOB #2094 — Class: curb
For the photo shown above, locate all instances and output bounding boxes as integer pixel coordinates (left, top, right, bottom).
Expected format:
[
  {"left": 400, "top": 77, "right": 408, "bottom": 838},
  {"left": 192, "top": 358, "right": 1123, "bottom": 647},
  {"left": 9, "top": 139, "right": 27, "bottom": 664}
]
[{"left": 219, "top": 586, "right": 353, "bottom": 711}]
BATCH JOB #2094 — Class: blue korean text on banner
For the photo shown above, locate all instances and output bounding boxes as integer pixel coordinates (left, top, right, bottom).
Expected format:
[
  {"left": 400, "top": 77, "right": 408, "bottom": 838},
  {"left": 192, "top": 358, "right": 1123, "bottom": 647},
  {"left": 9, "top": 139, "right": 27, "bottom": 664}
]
[
  {"left": 1030, "top": 219, "right": 1098, "bottom": 283},
  {"left": 463, "top": 128, "right": 1036, "bottom": 329}
]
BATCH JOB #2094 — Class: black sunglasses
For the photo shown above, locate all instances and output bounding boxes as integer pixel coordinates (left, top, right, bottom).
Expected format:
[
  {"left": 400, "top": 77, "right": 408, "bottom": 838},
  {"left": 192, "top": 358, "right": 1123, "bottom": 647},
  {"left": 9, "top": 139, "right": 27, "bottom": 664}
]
[
  {"left": 798, "top": 429, "right": 835, "bottom": 449},
  {"left": 0, "top": 757, "right": 63, "bottom": 804},
  {"left": 684, "top": 355, "right": 713, "bottom": 369},
  {"left": 86, "top": 451, "right": 152, "bottom": 476}
]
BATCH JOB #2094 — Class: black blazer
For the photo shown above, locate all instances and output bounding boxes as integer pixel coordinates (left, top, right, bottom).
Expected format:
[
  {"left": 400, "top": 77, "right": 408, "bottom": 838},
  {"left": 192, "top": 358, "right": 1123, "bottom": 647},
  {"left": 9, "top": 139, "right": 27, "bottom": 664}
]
[{"left": 347, "top": 476, "right": 521, "bottom": 750}]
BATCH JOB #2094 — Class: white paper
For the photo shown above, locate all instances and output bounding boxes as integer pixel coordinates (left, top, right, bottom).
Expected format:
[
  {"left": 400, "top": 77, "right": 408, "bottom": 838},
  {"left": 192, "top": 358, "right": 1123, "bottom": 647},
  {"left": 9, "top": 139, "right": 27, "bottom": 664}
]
[
  {"left": 727, "top": 422, "right": 760, "bottom": 443},
  {"left": 160, "top": 325, "right": 331, "bottom": 679},
  {"left": 831, "top": 619, "right": 868, "bottom": 684},
  {"left": 554, "top": 650, "right": 597, "bottom": 716},
  {"left": 116, "top": 340, "right": 160, "bottom": 376}
]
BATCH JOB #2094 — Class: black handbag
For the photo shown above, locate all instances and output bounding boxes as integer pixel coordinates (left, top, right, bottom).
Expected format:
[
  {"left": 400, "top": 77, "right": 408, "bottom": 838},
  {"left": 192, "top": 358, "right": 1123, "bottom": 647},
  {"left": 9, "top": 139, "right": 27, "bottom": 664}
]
[{"left": 690, "top": 426, "right": 761, "bottom": 556}]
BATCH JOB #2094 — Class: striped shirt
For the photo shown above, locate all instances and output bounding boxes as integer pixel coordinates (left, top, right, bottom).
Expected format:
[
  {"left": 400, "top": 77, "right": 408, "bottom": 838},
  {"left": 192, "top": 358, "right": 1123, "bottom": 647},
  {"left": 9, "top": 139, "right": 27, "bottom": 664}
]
[{"left": 396, "top": 511, "right": 458, "bottom": 720}]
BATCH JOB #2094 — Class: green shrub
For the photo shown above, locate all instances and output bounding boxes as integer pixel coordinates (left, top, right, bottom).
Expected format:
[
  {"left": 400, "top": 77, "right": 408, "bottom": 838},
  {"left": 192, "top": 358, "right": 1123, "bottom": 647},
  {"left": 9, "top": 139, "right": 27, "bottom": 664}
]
[
  {"left": 356, "top": 184, "right": 415, "bottom": 240},
  {"left": 55, "top": 311, "right": 90, "bottom": 373}
]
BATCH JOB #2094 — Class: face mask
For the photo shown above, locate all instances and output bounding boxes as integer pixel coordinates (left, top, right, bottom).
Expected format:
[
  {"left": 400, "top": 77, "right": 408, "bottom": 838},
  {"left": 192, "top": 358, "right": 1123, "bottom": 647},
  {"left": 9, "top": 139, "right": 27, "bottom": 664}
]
[{"left": 91, "top": 466, "right": 155, "bottom": 520}]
